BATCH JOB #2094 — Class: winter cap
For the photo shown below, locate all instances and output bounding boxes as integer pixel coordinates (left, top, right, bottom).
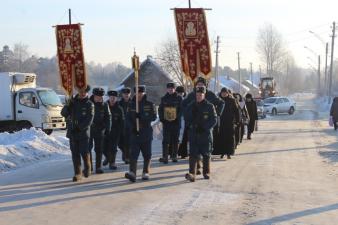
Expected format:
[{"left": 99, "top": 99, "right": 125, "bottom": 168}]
[
  {"left": 134, "top": 85, "right": 146, "bottom": 93},
  {"left": 92, "top": 87, "right": 105, "bottom": 96},
  {"left": 175, "top": 86, "right": 185, "bottom": 93},
  {"left": 245, "top": 93, "right": 253, "bottom": 99},
  {"left": 107, "top": 90, "right": 118, "bottom": 97},
  {"left": 196, "top": 77, "right": 207, "bottom": 86},
  {"left": 166, "top": 82, "right": 176, "bottom": 88},
  {"left": 121, "top": 87, "right": 131, "bottom": 94},
  {"left": 221, "top": 87, "right": 229, "bottom": 93}
]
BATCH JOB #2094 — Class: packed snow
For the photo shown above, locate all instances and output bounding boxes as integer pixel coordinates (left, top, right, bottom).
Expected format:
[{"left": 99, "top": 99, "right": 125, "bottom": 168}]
[{"left": 0, "top": 128, "right": 70, "bottom": 172}]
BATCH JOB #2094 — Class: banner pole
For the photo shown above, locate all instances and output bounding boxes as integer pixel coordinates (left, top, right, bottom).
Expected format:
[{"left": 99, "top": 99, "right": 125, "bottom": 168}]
[
  {"left": 132, "top": 50, "right": 140, "bottom": 134},
  {"left": 68, "top": 9, "right": 71, "bottom": 25}
]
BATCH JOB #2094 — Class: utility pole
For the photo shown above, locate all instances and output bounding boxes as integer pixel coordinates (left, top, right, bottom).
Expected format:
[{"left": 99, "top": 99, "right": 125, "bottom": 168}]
[
  {"left": 250, "top": 62, "right": 253, "bottom": 87},
  {"left": 214, "top": 36, "right": 220, "bottom": 93},
  {"left": 237, "top": 52, "right": 241, "bottom": 94},
  {"left": 259, "top": 65, "right": 262, "bottom": 80},
  {"left": 318, "top": 55, "right": 321, "bottom": 94},
  {"left": 329, "top": 21, "right": 336, "bottom": 101},
  {"left": 325, "top": 43, "right": 328, "bottom": 95}
]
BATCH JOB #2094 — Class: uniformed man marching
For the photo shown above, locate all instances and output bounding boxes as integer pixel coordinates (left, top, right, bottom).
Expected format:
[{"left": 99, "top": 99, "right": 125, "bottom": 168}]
[
  {"left": 105, "top": 90, "right": 124, "bottom": 170},
  {"left": 125, "top": 85, "right": 157, "bottom": 182},
  {"left": 182, "top": 77, "right": 224, "bottom": 175},
  {"left": 184, "top": 86, "right": 217, "bottom": 182},
  {"left": 61, "top": 85, "right": 94, "bottom": 182},
  {"left": 89, "top": 87, "right": 111, "bottom": 174},
  {"left": 158, "top": 82, "right": 183, "bottom": 163},
  {"left": 118, "top": 87, "right": 132, "bottom": 164}
]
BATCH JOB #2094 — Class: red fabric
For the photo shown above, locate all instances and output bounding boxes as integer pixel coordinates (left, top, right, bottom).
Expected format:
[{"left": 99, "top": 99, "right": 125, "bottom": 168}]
[
  {"left": 56, "top": 24, "right": 87, "bottom": 95},
  {"left": 174, "top": 8, "right": 212, "bottom": 82}
]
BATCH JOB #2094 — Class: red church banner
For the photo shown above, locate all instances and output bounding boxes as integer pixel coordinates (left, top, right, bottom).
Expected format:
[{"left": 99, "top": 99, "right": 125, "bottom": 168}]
[
  {"left": 174, "top": 8, "right": 212, "bottom": 82},
  {"left": 55, "top": 24, "right": 87, "bottom": 95}
]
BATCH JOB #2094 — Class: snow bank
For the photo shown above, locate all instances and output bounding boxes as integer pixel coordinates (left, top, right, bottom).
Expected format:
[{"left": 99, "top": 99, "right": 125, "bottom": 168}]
[{"left": 0, "top": 128, "right": 70, "bottom": 172}]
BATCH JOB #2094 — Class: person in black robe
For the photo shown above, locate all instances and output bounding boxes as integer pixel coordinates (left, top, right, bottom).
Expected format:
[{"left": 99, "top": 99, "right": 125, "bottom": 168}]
[
  {"left": 245, "top": 93, "right": 258, "bottom": 140},
  {"left": 213, "top": 88, "right": 240, "bottom": 159}
]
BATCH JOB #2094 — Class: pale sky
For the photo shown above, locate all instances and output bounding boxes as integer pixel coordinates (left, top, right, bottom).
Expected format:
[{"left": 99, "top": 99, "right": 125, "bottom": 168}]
[{"left": 1, "top": 0, "right": 338, "bottom": 72}]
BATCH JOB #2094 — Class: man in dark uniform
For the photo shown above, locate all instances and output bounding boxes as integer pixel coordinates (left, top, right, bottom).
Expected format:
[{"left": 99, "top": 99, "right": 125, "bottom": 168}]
[
  {"left": 125, "top": 85, "right": 157, "bottom": 182},
  {"left": 158, "top": 82, "right": 183, "bottom": 163},
  {"left": 182, "top": 77, "right": 224, "bottom": 174},
  {"left": 61, "top": 85, "right": 94, "bottom": 182},
  {"left": 118, "top": 87, "right": 132, "bottom": 164},
  {"left": 89, "top": 87, "right": 111, "bottom": 174},
  {"left": 105, "top": 90, "right": 125, "bottom": 170},
  {"left": 184, "top": 86, "right": 217, "bottom": 182}
]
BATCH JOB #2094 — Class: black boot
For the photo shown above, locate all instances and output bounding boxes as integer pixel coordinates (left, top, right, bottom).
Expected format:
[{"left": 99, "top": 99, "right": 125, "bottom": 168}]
[
  {"left": 159, "top": 144, "right": 169, "bottom": 164},
  {"left": 109, "top": 151, "right": 117, "bottom": 170},
  {"left": 82, "top": 153, "right": 91, "bottom": 178},
  {"left": 247, "top": 133, "right": 252, "bottom": 140},
  {"left": 125, "top": 160, "right": 137, "bottom": 182},
  {"left": 171, "top": 143, "right": 178, "bottom": 162},
  {"left": 72, "top": 154, "right": 82, "bottom": 182},
  {"left": 196, "top": 159, "right": 202, "bottom": 175},
  {"left": 202, "top": 156, "right": 211, "bottom": 179},
  {"left": 142, "top": 159, "right": 151, "bottom": 180},
  {"left": 95, "top": 152, "right": 104, "bottom": 174},
  {"left": 185, "top": 157, "right": 197, "bottom": 182}
]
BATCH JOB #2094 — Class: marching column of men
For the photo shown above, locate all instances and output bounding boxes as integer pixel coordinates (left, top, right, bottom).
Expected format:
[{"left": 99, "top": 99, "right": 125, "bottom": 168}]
[{"left": 61, "top": 79, "right": 258, "bottom": 182}]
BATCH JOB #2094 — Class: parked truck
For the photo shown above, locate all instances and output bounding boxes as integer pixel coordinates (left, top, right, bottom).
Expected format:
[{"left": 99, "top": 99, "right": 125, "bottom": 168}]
[
  {"left": 259, "top": 77, "right": 277, "bottom": 99},
  {"left": 0, "top": 72, "right": 66, "bottom": 134}
]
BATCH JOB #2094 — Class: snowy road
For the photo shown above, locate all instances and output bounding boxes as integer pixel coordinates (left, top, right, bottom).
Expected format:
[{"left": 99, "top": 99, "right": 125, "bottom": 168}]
[{"left": 1, "top": 94, "right": 338, "bottom": 225}]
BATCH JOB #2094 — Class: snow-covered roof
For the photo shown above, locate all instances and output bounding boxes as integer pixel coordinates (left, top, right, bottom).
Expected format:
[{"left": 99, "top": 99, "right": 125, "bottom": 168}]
[
  {"left": 120, "top": 56, "right": 177, "bottom": 85},
  {"left": 209, "top": 76, "right": 250, "bottom": 94}
]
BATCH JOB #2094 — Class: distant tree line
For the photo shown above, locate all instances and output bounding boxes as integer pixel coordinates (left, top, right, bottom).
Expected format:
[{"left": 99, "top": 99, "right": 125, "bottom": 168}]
[{"left": 0, "top": 43, "right": 131, "bottom": 94}]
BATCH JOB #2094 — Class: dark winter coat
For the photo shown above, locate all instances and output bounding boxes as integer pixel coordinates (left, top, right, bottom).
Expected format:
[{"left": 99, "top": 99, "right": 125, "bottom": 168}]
[
  {"left": 61, "top": 95, "right": 94, "bottom": 140},
  {"left": 245, "top": 99, "right": 258, "bottom": 133},
  {"left": 182, "top": 89, "right": 225, "bottom": 116},
  {"left": 213, "top": 96, "right": 240, "bottom": 155},
  {"left": 126, "top": 95, "right": 157, "bottom": 142},
  {"left": 108, "top": 101, "right": 124, "bottom": 138},
  {"left": 90, "top": 96, "right": 111, "bottom": 137},
  {"left": 330, "top": 97, "right": 338, "bottom": 121},
  {"left": 184, "top": 99, "right": 217, "bottom": 156},
  {"left": 158, "top": 92, "right": 183, "bottom": 126}
]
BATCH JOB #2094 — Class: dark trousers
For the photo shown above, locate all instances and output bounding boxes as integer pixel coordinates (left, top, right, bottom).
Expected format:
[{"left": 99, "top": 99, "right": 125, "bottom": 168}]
[
  {"left": 178, "top": 126, "right": 188, "bottom": 157},
  {"left": 69, "top": 138, "right": 89, "bottom": 171},
  {"left": 130, "top": 140, "right": 152, "bottom": 161},
  {"left": 118, "top": 129, "right": 130, "bottom": 161},
  {"left": 89, "top": 135, "right": 104, "bottom": 169},
  {"left": 240, "top": 124, "right": 245, "bottom": 142}
]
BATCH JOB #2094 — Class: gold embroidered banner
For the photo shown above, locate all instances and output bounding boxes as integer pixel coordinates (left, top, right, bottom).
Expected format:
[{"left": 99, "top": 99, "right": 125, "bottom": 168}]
[
  {"left": 55, "top": 24, "right": 87, "bottom": 95},
  {"left": 174, "top": 8, "right": 212, "bottom": 82}
]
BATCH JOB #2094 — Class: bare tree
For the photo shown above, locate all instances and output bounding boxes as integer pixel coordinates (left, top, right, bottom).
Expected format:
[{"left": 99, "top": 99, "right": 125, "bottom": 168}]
[
  {"left": 155, "top": 38, "right": 191, "bottom": 89},
  {"left": 12, "top": 43, "right": 30, "bottom": 72},
  {"left": 256, "top": 23, "right": 285, "bottom": 77}
]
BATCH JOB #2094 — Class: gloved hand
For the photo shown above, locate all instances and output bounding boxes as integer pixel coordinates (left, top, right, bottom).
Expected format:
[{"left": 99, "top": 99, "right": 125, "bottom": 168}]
[
  {"left": 135, "top": 112, "right": 141, "bottom": 119},
  {"left": 196, "top": 125, "right": 204, "bottom": 134},
  {"left": 132, "top": 127, "right": 140, "bottom": 136}
]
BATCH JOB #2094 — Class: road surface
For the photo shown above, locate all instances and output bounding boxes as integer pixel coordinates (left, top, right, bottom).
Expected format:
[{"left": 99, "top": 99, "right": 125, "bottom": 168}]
[{"left": 1, "top": 94, "right": 338, "bottom": 225}]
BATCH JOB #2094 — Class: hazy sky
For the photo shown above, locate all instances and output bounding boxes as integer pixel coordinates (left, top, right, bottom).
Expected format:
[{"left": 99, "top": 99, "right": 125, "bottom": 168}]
[{"left": 1, "top": 0, "right": 338, "bottom": 72}]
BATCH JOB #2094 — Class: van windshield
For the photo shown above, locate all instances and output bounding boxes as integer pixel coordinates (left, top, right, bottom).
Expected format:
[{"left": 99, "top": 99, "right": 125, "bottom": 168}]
[{"left": 37, "top": 90, "right": 62, "bottom": 106}]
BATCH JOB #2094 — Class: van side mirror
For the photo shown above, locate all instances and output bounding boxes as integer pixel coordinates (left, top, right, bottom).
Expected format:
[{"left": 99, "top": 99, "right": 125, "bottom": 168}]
[{"left": 32, "top": 96, "right": 37, "bottom": 107}]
